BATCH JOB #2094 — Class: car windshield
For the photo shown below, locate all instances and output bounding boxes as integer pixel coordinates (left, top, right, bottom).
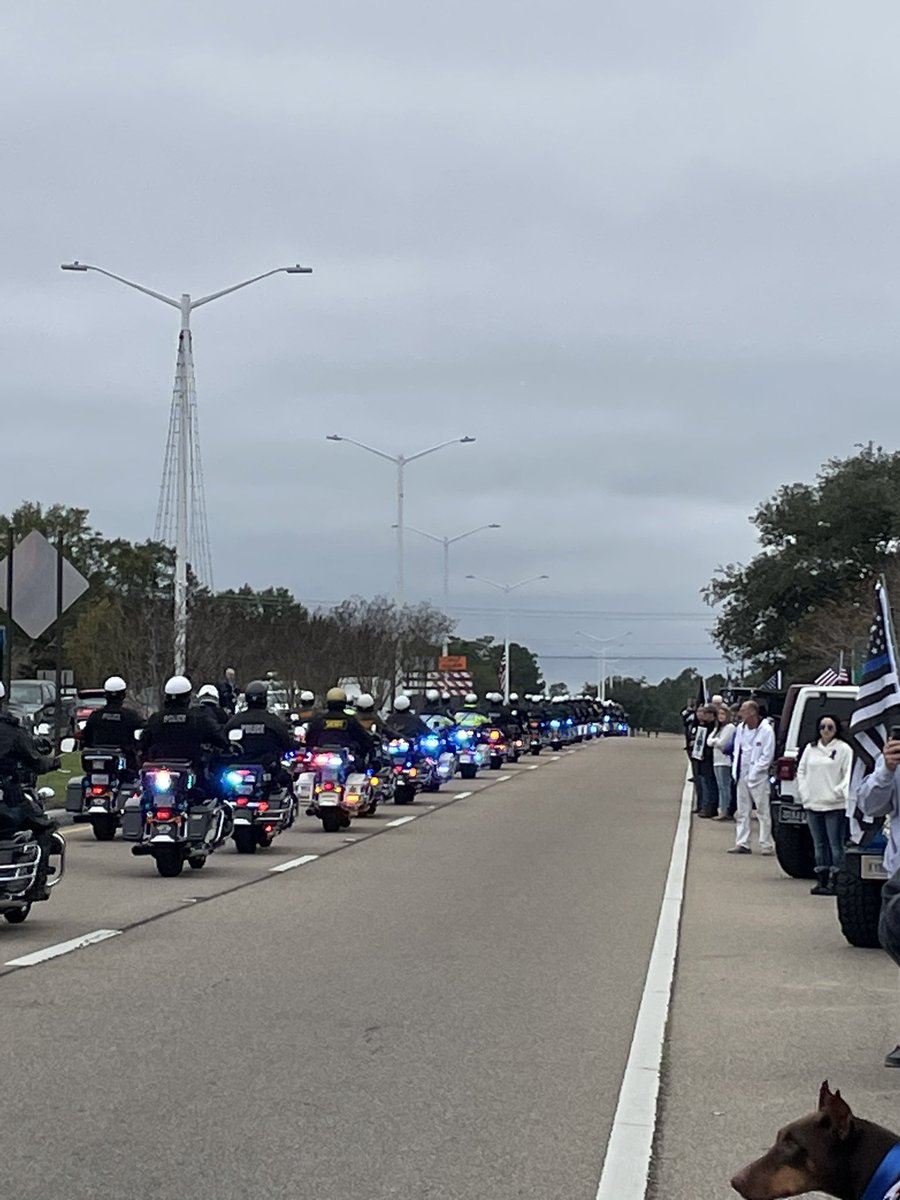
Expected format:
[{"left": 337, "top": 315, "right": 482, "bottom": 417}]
[{"left": 10, "top": 683, "right": 43, "bottom": 705}]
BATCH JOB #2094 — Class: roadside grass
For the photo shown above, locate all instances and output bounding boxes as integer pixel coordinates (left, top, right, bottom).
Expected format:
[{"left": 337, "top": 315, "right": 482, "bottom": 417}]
[{"left": 42, "top": 751, "right": 81, "bottom": 805}]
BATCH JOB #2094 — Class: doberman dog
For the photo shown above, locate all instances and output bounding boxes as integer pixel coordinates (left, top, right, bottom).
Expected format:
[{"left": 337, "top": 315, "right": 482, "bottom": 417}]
[{"left": 732, "top": 1083, "right": 900, "bottom": 1200}]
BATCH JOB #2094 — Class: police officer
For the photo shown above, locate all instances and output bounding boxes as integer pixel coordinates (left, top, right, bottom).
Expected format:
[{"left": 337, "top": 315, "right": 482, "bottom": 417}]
[
  {"left": 355, "top": 694, "right": 398, "bottom": 739},
  {"left": 296, "top": 691, "right": 317, "bottom": 723},
  {"left": 139, "top": 676, "right": 228, "bottom": 779},
  {"left": 196, "top": 684, "right": 229, "bottom": 728},
  {"left": 82, "top": 675, "right": 143, "bottom": 770},
  {"left": 224, "top": 680, "right": 293, "bottom": 773},
  {"left": 420, "top": 688, "right": 454, "bottom": 732},
  {"left": 305, "top": 688, "right": 372, "bottom": 769},
  {"left": 389, "top": 695, "right": 430, "bottom": 740},
  {"left": 0, "top": 682, "right": 60, "bottom": 899}
]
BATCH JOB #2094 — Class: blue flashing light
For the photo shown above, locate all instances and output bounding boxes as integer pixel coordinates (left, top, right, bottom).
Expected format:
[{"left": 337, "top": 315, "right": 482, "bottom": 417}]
[
  {"left": 421, "top": 735, "right": 440, "bottom": 751},
  {"left": 549, "top": 719, "right": 561, "bottom": 730},
  {"left": 224, "top": 769, "right": 244, "bottom": 788}
]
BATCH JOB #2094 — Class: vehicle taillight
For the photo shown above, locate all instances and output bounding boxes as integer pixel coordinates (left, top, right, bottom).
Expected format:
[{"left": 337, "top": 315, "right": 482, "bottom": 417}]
[
  {"left": 258, "top": 800, "right": 269, "bottom": 812},
  {"left": 154, "top": 808, "right": 173, "bottom": 821},
  {"left": 90, "top": 785, "right": 107, "bottom": 796},
  {"left": 776, "top": 757, "right": 796, "bottom": 781},
  {"left": 323, "top": 781, "right": 334, "bottom": 791}
]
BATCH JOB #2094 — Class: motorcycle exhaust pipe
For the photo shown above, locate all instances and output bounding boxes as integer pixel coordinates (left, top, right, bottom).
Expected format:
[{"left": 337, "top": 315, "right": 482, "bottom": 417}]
[{"left": 131, "top": 844, "right": 152, "bottom": 857}]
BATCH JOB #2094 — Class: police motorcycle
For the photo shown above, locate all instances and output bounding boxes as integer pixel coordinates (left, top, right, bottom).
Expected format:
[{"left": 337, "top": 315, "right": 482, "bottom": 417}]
[
  {"left": 483, "top": 726, "right": 508, "bottom": 770},
  {"left": 385, "top": 736, "right": 437, "bottom": 804},
  {"left": 220, "top": 728, "right": 296, "bottom": 854},
  {"left": 123, "top": 732, "right": 232, "bottom": 877},
  {"left": 451, "top": 726, "right": 483, "bottom": 780},
  {"left": 0, "top": 725, "right": 66, "bottom": 926},
  {"left": 306, "top": 748, "right": 367, "bottom": 832},
  {"left": 64, "top": 740, "right": 137, "bottom": 841}
]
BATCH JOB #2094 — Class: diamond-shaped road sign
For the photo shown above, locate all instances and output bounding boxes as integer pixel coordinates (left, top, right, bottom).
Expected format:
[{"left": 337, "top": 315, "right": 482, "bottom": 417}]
[{"left": 0, "top": 530, "right": 90, "bottom": 639}]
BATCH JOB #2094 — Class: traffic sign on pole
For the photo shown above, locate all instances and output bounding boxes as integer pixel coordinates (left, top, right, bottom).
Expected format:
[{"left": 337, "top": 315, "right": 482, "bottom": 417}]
[{"left": 0, "top": 530, "right": 89, "bottom": 639}]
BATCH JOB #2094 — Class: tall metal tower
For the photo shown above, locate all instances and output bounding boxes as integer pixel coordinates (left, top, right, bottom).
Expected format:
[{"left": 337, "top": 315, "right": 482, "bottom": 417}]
[
  {"left": 155, "top": 322, "right": 213, "bottom": 590},
  {"left": 61, "top": 261, "right": 312, "bottom": 675}
]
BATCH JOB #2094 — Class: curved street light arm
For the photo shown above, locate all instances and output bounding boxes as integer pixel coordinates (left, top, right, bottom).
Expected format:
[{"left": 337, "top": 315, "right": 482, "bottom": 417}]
[
  {"left": 447, "top": 524, "right": 500, "bottom": 545},
  {"left": 405, "top": 436, "right": 475, "bottom": 464},
  {"left": 326, "top": 435, "right": 398, "bottom": 464},
  {"left": 508, "top": 574, "right": 550, "bottom": 593},
  {"left": 192, "top": 266, "right": 310, "bottom": 309},
  {"left": 61, "top": 263, "right": 180, "bottom": 308}
]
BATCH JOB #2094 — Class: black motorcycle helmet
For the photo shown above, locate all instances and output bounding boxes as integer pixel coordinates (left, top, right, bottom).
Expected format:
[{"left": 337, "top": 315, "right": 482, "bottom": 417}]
[{"left": 244, "top": 680, "right": 269, "bottom": 709}]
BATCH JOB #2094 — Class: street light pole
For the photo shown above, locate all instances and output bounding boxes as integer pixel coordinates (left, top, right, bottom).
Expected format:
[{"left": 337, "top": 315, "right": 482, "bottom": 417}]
[
  {"left": 327, "top": 435, "right": 476, "bottom": 608},
  {"left": 576, "top": 630, "right": 632, "bottom": 701},
  {"left": 62, "top": 260, "right": 312, "bottom": 675},
  {"left": 402, "top": 523, "right": 501, "bottom": 654},
  {"left": 466, "top": 573, "right": 549, "bottom": 703}
]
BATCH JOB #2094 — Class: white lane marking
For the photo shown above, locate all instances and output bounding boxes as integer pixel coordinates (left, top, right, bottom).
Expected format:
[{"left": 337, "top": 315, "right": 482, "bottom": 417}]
[
  {"left": 455, "top": 791, "right": 472, "bottom": 799},
  {"left": 489, "top": 775, "right": 512, "bottom": 784},
  {"left": 593, "top": 770, "right": 693, "bottom": 1200},
  {"left": 5, "top": 928, "right": 121, "bottom": 968},
  {"left": 527, "top": 764, "right": 540, "bottom": 771},
  {"left": 550, "top": 755, "right": 561, "bottom": 761},
  {"left": 385, "top": 814, "right": 418, "bottom": 828},
  {"left": 269, "top": 854, "right": 319, "bottom": 873}
]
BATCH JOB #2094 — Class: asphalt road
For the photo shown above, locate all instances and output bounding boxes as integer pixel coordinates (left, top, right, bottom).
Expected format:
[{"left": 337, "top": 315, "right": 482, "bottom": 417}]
[{"left": 0, "top": 737, "right": 683, "bottom": 1200}]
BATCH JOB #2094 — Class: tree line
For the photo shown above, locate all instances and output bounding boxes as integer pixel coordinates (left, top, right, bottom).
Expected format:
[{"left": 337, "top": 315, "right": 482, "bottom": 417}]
[
  {"left": 703, "top": 444, "right": 900, "bottom": 683},
  {"left": 0, "top": 503, "right": 544, "bottom": 704}
]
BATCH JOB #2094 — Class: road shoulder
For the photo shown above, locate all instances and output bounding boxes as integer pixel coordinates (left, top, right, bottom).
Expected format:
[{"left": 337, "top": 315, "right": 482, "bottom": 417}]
[{"left": 652, "top": 807, "right": 898, "bottom": 1200}]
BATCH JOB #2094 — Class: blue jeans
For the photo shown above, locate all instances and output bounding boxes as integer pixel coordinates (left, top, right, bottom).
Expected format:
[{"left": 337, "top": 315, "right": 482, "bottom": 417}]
[
  {"left": 806, "top": 809, "right": 847, "bottom": 871},
  {"left": 714, "top": 765, "right": 733, "bottom": 816},
  {"left": 698, "top": 772, "right": 718, "bottom": 815}
]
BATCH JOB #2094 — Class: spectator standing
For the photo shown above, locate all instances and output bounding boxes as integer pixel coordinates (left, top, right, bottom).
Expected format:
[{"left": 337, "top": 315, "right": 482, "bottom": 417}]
[
  {"left": 692, "top": 705, "right": 718, "bottom": 818},
  {"left": 682, "top": 698, "right": 700, "bottom": 808},
  {"left": 219, "top": 667, "right": 238, "bottom": 714},
  {"left": 797, "top": 714, "right": 852, "bottom": 895},
  {"left": 707, "top": 705, "right": 736, "bottom": 821},
  {"left": 728, "top": 700, "right": 776, "bottom": 855}
]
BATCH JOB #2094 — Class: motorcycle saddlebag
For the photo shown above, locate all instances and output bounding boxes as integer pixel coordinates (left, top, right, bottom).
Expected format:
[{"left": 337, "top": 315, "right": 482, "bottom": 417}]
[{"left": 120, "top": 794, "right": 144, "bottom": 841}]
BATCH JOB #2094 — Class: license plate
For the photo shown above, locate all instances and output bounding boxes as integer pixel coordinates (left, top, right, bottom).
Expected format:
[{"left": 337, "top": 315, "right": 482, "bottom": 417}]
[
  {"left": 91, "top": 774, "right": 110, "bottom": 785},
  {"left": 862, "top": 856, "right": 889, "bottom": 881},
  {"left": 458, "top": 752, "right": 473, "bottom": 763},
  {"left": 778, "top": 805, "right": 807, "bottom": 825}
]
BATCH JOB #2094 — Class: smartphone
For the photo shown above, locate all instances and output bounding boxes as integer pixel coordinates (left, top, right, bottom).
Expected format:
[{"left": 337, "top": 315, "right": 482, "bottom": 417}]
[{"left": 890, "top": 725, "right": 900, "bottom": 742}]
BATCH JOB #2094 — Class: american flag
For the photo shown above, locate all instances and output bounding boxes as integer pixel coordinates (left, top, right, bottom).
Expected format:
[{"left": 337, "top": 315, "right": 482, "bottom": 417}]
[
  {"left": 498, "top": 652, "right": 507, "bottom": 695},
  {"left": 814, "top": 665, "right": 850, "bottom": 686},
  {"left": 763, "top": 669, "right": 783, "bottom": 690},
  {"left": 848, "top": 581, "right": 900, "bottom": 773}
]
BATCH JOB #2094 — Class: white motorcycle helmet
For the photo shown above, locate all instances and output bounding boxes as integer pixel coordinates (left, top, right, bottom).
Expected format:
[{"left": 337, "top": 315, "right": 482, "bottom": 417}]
[
  {"left": 164, "top": 675, "right": 192, "bottom": 697},
  {"left": 104, "top": 675, "right": 127, "bottom": 695},
  {"left": 509, "top": 692, "right": 519, "bottom": 703},
  {"left": 464, "top": 692, "right": 478, "bottom": 705},
  {"left": 300, "top": 690, "right": 314, "bottom": 704},
  {"left": 394, "top": 695, "right": 411, "bottom": 712},
  {"left": 356, "top": 694, "right": 375, "bottom": 711},
  {"left": 197, "top": 683, "right": 219, "bottom": 701},
  {"left": 425, "top": 688, "right": 440, "bottom": 704}
]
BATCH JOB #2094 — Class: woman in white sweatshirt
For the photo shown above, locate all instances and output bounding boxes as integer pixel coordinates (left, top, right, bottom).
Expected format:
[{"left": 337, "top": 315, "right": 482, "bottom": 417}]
[{"left": 796, "top": 714, "right": 853, "bottom": 896}]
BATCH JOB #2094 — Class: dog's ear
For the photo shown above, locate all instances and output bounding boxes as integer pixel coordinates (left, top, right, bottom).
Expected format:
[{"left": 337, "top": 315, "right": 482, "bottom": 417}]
[{"left": 820, "top": 1086, "right": 853, "bottom": 1139}]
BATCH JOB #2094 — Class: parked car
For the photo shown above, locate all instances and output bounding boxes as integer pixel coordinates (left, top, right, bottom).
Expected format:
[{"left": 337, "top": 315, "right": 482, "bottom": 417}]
[{"left": 7, "top": 679, "right": 75, "bottom": 735}]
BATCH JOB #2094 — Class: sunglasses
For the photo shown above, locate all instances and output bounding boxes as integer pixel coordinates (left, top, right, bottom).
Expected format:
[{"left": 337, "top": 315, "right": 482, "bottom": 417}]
[{"left": 819, "top": 722, "right": 836, "bottom": 731}]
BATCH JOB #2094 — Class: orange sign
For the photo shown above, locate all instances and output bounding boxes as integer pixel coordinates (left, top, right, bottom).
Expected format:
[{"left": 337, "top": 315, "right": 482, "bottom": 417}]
[{"left": 438, "top": 655, "right": 468, "bottom": 671}]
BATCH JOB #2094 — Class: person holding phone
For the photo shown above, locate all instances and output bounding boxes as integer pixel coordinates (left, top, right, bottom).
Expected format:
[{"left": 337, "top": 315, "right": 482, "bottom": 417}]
[
  {"left": 796, "top": 713, "right": 853, "bottom": 895},
  {"left": 855, "top": 722, "right": 900, "bottom": 1067}
]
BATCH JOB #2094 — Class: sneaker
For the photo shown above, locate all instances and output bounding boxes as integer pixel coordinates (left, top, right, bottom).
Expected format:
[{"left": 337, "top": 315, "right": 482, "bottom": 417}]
[
  {"left": 759, "top": 846, "right": 775, "bottom": 856},
  {"left": 885, "top": 1045, "right": 900, "bottom": 1069},
  {"left": 727, "top": 845, "right": 752, "bottom": 855},
  {"left": 715, "top": 814, "right": 732, "bottom": 821}
]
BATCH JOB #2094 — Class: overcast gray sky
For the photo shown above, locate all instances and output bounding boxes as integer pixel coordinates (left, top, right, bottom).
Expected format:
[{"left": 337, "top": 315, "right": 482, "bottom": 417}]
[{"left": 2, "top": 1, "right": 898, "bottom": 687}]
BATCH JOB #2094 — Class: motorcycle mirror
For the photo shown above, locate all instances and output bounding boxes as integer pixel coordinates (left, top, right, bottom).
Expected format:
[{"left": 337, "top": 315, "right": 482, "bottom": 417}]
[
  {"left": 60, "top": 737, "right": 76, "bottom": 753},
  {"left": 35, "top": 723, "right": 51, "bottom": 736},
  {"left": 37, "top": 786, "right": 55, "bottom": 802},
  {"left": 228, "top": 728, "right": 244, "bottom": 742}
]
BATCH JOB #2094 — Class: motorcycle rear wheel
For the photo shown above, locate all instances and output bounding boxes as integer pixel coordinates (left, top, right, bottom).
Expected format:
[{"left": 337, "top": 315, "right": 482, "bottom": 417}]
[
  {"left": 154, "top": 847, "right": 184, "bottom": 877},
  {"left": 233, "top": 827, "right": 258, "bottom": 854},
  {"left": 91, "top": 816, "right": 118, "bottom": 842},
  {"left": 321, "top": 810, "right": 342, "bottom": 832}
]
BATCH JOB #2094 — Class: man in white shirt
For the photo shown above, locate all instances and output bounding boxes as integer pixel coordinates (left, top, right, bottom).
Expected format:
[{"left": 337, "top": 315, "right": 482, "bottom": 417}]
[{"left": 728, "top": 700, "right": 776, "bottom": 855}]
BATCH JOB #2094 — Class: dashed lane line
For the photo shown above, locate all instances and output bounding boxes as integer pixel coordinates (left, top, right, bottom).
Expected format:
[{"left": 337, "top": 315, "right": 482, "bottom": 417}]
[
  {"left": 385, "top": 814, "right": 419, "bottom": 828},
  {"left": 5, "top": 928, "right": 122, "bottom": 968},
  {"left": 269, "top": 854, "right": 320, "bottom": 873}
]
